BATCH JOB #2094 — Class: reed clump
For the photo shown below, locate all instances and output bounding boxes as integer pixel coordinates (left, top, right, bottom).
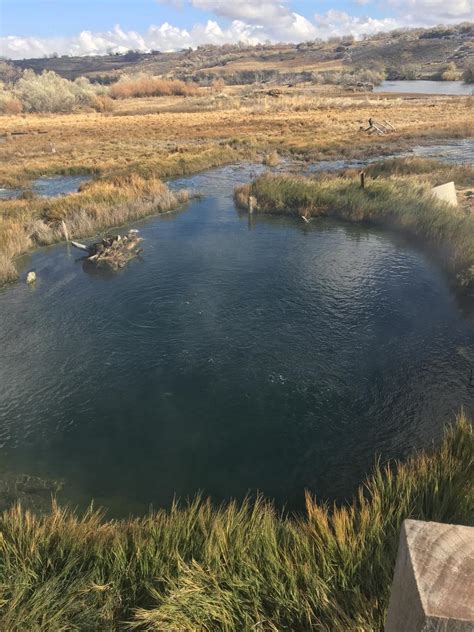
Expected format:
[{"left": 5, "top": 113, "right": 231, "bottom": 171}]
[
  {"left": 110, "top": 75, "right": 199, "bottom": 99},
  {"left": 235, "top": 165, "right": 474, "bottom": 289},
  {"left": 0, "top": 414, "right": 471, "bottom": 630},
  {"left": 0, "top": 175, "right": 189, "bottom": 284},
  {"left": 361, "top": 156, "right": 474, "bottom": 187}
]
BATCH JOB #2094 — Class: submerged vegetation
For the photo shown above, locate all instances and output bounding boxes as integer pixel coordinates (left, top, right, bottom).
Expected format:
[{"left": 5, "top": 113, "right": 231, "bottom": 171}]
[
  {"left": 0, "top": 175, "right": 189, "bottom": 284},
  {"left": 235, "top": 158, "right": 474, "bottom": 289},
  {"left": 0, "top": 415, "right": 471, "bottom": 630}
]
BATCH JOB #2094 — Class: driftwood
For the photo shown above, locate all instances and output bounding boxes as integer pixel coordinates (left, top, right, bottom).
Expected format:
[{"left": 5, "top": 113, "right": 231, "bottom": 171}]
[
  {"left": 71, "top": 241, "right": 89, "bottom": 252},
  {"left": 72, "top": 230, "right": 143, "bottom": 270},
  {"left": 0, "top": 130, "right": 48, "bottom": 138},
  {"left": 364, "top": 118, "right": 396, "bottom": 136}
]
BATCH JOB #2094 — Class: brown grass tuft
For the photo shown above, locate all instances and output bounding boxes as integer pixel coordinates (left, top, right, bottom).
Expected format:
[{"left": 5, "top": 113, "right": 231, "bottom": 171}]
[{"left": 110, "top": 77, "right": 199, "bottom": 99}]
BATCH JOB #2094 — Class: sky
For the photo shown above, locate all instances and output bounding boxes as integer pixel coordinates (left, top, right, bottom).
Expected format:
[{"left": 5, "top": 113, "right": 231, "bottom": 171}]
[{"left": 0, "top": 0, "right": 472, "bottom": 59}]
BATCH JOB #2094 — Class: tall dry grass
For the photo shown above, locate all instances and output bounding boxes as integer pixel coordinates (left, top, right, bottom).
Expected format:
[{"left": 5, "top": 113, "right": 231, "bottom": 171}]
[
  {"left": 110, "top": 76, "right": 199, "bottom": 99},
  {"left": 0, "top": 175, "right": 189, "bottom": 285},
  {"left": 0, "top": 414, "right": 471, "bottom": 630}
]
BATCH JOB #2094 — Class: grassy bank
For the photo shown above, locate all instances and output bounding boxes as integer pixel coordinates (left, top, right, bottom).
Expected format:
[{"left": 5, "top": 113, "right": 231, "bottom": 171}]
[
  {"left": 0, "top": 175, "right": 189, "bottom": 284},
  {"left": 235, "top": 161, "right": 474, "bottom": 289},
  {"left": 0, "top": 415, "right": 471, "bottom": 630}
]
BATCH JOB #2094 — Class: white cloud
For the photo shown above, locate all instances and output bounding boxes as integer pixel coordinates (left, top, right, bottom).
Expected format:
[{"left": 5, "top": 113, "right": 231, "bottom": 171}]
[
  {"left": 0, "top": 0, "right": 471, "bottom": 60},
  {"left": 192, "top": 0, "right": 318, "bottom": 41},
  {"left": 0, "top": 21, "right": 264, "bottom": 59},
  {"left": 387, "top": 0, "right": 472, "bottom": 22},
  {"left": 313, "top": 10, "right": 400, "bottom": 39},
  {"left": 191, "top": 0, "right": 291, "bottom": 22}
]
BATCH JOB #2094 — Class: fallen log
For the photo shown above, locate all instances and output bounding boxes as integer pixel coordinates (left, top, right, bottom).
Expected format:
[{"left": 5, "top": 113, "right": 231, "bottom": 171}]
[
  {"left": 72, "top": 230, "right": 143, "bottom": 270},
  {"left": 71, "top": 241, "right": 89, "bottom": 252},
  {"left": 363, "top": 118, "right": 395, "bottom": 136}
]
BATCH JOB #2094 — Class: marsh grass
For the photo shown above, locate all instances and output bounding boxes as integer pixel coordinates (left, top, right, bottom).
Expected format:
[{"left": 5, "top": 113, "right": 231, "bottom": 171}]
[
  {"left": 110, "top": 77, "right": 199, "bottom": 100},
  {"left": 235, "top": 165, "right": 474, "bottom": 289},
  {"left": 0, "top": 175, "right": 189, "bottom": 285},
  {"left": 0, "top": 414, "right": 472, "bottom": 630},
  {"left": 361, "top": 156, "right": 474, "bottom": 188}
]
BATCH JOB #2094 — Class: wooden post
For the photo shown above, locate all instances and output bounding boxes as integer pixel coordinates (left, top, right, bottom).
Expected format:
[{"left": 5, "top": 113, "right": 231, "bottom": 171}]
[
  {"left": 248, "top": 196, "right": 257, "bottom": 214},
  {"left": 360, "top": 171, "right": 365, "bottom": 189},
  {"left": 61, "top": 220, "right": 69, "bottom": 242},
  {"left": 385, "top": 520, "right": 474, "bottom": 631}
]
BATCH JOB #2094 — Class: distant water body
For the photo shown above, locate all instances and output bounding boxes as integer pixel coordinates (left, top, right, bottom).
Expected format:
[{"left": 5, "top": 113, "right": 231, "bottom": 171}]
[
  {"left": 0, "top": 175, "right": 90, "bottom": 200},
  {"left": 375, "top": 80, "right": 473, "bottom": 95},
  {"left": 0, "top": 161, "right": 473, "bottom": 517}
]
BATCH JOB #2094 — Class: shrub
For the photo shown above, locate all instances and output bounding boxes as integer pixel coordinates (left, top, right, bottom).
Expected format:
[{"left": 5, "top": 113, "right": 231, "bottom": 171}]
[
  {"left": 212, "top": 77, "right": 226, "bottom": 92},
  {"left": 0, "top": 61, "right": 22, "bottom": 86},
  {"left": 386, "top": 65, "right": 420, "bottom": 80},
  {"left": 439, "top": 62, "right": 461, "bottom": 81},
  {"left": 0, "top": 90, "right": 22, "bottom": 115},
  {"left": 262, "top": 150, "right": 281, "bottom": 166},
  {"left": 109, "top": 74, "right": 199, "bottom": 99},
  {"left": 91, "top": 94, "right": 115, "bottom": 113},
  {"left": 14, "top": 70, "right": 96, "bottom": 113},
  {"left": 315, "top": 68, "right": 385, "bottom": 87},
  {"left": 69, "top": 76, "right": 97, "bottom": 106},
  {"left": 463, "top": 63, "right": 474, "bottom": 84}
]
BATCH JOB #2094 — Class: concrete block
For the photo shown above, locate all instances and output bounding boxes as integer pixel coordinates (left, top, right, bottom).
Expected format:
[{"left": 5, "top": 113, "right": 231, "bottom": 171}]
[
  {"left": 385, "top": 519, "right": 474, "bottom": 631},
  {"left": 431, "top": 181, "right": 458, "bottom": 207}
]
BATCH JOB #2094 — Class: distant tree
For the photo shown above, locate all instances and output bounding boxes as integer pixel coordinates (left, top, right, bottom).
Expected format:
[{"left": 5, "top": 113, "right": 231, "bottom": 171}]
[
  {"left": 439, "top": 62, "right": 461, "bottom": 81},
  {"left": 15, "top": 70, "right": 96, "bottom": 113},
  {"left": 463, "top": 63, "right": 474, "bottom": 84},
  {"left": 212, "top": 77, "right": 225, "bottom": 92},
  {"left": 386, "top": 64, "right": 420, "bottom": 80},
  {"left": 0, "top": 61, "right": 22, "bottom": 86}
]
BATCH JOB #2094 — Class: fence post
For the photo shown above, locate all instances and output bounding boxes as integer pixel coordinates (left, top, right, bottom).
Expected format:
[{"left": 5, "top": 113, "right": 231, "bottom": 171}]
[{"left": 385, "top": 520, "right": 474, "bottom": 631}]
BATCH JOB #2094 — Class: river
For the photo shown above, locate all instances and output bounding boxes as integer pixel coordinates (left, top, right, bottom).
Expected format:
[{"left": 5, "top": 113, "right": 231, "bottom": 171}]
[
  {"left": 374, "top": 80, "right": 473, "bottom": 95},
  {"left": 0, "top": 162, "right": 473, "bottom": 516}
]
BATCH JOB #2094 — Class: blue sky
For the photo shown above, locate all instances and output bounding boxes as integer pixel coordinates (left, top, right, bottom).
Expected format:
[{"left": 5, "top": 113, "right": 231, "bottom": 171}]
[
  {"left": 0, "top": 0, "right": 471, "bottom": 58},
  {"left": 2, "top": 1, "right": 388, "bottom": 38}
]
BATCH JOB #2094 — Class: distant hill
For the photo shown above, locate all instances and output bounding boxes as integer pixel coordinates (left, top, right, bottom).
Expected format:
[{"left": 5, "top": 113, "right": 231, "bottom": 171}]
[{"left": 11, "top": 23, "right": 474, "bottom": 85}]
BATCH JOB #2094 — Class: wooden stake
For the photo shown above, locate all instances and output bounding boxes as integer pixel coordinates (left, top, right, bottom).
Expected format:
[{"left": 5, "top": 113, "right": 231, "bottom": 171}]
[
  {"left": 61, "top": 220, "right": 69, "bottom": 242},
  {"left": 360, "top": 171, "right": 365, "bottom": 189}
]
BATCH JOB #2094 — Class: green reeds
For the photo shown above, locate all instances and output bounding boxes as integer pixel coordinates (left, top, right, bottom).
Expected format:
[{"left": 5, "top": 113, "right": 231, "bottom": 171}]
[{"left": 0, "top": 414, "right": 472, "bottom": 630}]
